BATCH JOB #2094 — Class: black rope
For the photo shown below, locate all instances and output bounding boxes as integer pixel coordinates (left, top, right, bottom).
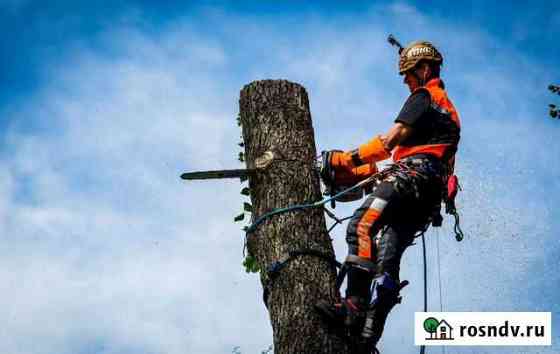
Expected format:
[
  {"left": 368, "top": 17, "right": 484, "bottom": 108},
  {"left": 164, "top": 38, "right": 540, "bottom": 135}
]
[
  {"left": 452, "top": 210, "right": 464, "bottom": 241},
  {"left": 266, "top": 249, "right": 342, "bottom": 279},
  {"left": 327, "top": 216, "right": 352, "bottom": 234},
  {"left": 262, "top": 249, "right": 342, "bottom": 307},
  {"left": 323, "top": 207, "right": 342, "bottom": 223},
  {"left": 419, "top": 233, "right": 428, "bottom": 354},
  {"left": 324, "top": 207, "right": 353, "bottom": 234}
]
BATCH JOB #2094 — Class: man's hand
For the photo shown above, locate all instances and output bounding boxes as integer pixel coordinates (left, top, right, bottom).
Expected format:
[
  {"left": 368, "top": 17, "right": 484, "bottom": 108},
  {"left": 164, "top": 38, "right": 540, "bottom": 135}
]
[{"left": 326, "top": 134, "right": 394, "bottom": 173}]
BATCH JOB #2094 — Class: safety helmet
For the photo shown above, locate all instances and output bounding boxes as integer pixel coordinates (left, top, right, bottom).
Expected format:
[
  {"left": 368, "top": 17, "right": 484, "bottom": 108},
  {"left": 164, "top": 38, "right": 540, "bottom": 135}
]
[{"left": 398, "top": 41, "right": 443, "bottom": 75}]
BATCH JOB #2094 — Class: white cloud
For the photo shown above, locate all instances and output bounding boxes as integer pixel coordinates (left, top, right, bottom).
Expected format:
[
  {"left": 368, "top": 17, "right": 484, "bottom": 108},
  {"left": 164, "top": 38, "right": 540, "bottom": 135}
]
[{"left": 1, "top": 20, "right": 270, "bottom": 354}]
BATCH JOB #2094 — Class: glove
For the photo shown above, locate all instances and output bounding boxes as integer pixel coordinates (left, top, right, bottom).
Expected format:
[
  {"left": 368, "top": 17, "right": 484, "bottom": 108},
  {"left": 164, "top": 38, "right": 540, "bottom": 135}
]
[
  {"left": 355, "top": 135, "right": 391, "bottom": 165},
  {"left": 328, "top": 136, "right": 391, "bottom": 171}
]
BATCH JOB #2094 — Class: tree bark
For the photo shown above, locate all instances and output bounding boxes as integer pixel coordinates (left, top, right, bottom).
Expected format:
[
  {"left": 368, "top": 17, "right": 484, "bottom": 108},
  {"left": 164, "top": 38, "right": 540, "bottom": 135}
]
[{"left": 239, "top": 80, "right": 350, "bottom": 354}]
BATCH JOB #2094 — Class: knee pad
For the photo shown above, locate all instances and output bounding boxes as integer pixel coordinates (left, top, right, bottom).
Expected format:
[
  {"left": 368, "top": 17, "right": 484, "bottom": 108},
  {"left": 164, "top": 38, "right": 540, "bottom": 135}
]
[{"left": 374, "top": 227, "right": 412, "bottom": 280}]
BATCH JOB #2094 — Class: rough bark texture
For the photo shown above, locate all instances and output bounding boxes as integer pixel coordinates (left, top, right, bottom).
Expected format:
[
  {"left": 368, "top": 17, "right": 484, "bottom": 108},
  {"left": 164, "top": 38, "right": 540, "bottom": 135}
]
[{"left": 239, "top": 80, "right": 350, "bottom": 354}]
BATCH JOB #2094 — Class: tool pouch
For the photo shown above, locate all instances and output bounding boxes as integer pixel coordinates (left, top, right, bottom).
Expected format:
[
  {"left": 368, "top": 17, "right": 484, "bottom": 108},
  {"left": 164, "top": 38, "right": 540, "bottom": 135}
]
[{"left": 445, "top": 175, "right": 460, "bottom": 214}]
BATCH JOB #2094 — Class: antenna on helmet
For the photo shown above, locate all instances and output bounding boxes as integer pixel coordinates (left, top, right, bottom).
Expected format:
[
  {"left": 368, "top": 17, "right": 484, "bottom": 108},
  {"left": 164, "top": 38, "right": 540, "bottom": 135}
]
[{"left": 387, "top": 34, "right": 404, "bottom": 54}]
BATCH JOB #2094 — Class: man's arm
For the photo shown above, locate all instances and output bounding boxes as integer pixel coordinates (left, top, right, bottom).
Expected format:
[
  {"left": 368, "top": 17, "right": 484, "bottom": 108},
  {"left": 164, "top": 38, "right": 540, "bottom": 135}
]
[
  {"left": 330, "top": 123, "right": 414, "bottom": 170},
  {"left": 330, "top": 90, "right": 427, "bottom": 169},
  {"left": 380, "top": 122, "right": 414, "bottom": 151}
]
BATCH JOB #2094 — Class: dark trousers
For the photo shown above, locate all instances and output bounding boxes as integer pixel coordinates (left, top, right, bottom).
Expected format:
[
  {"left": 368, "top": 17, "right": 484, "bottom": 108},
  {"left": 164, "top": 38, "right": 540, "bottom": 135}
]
[{"left": 344, "top": 155, "right": 443, "bottom": 299}]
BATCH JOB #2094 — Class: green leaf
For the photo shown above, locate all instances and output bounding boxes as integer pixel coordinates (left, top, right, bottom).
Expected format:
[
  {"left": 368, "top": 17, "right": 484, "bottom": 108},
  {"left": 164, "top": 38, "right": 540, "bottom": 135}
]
[
  {"left": 240, "top": 187, "right": 250, "bottom": 196},
  {"left": 238, "top": 152, "right": 244, "bottom": 162},
  {"left": 243, "top": 255, "right": 260, "bottom": 273},
  {"left": 243, "top": 202, "right": 252, "bottom": 212},
  {"left": 238, "top": 142, "right": 244, "bottom": 147},
  {"left": 234, "top": 213, "right": 245, "bottom": 222},
  {"left": 236, "top": 116, "right": 242, "bottom": 126},
  {"left": 240, "top": 175, "right": 248, "bottom": 182}
]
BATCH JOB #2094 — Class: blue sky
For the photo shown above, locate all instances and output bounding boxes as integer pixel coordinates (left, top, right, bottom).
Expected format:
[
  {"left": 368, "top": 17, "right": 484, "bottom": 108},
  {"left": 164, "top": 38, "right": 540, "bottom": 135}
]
[{"left": 1, "top": 1, "right": 559, "bottom": 354}]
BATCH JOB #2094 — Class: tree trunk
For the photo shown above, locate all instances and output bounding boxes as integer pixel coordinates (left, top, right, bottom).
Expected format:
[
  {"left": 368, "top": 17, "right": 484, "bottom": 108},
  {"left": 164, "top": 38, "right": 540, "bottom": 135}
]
[{"left": 239, "top": 80, "right": 350, "bottom": 354}]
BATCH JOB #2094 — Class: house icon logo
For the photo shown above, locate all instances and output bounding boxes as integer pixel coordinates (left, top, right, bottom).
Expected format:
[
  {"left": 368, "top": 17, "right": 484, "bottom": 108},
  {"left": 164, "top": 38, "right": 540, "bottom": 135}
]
[{"left": 423, "top": 317, "right": 455, "bottom": 340}]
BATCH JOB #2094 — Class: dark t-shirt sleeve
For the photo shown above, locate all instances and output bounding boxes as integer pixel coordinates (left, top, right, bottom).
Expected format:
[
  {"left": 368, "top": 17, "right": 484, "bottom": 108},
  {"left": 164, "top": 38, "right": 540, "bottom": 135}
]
[{"left": 394, "top": 89, "right": 431, "bottom": 126}]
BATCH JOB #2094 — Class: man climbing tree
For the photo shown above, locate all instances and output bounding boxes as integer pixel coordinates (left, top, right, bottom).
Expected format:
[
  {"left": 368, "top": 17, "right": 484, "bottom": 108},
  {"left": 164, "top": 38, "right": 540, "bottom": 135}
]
[{"left": 316, "top": 40, "right": 461, "bottom": 353}]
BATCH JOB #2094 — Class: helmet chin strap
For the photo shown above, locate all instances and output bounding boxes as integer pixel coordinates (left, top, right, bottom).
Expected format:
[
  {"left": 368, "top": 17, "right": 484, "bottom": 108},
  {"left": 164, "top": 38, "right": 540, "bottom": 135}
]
[
  {"left": 422, "top": 70, "right": 429, "bottom": 86},
  {"left": 412, "top": 66, "right": 430, "bottom": 88},
  {"left": 410, "top": 71, "right": 423, "bottom": 89}
]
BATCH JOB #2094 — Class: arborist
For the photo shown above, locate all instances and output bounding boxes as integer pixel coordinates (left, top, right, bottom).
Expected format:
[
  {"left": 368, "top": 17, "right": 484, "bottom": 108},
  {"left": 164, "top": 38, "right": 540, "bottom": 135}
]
[{"left": 316, "top": 40, "right": 461, "bottom": 352}]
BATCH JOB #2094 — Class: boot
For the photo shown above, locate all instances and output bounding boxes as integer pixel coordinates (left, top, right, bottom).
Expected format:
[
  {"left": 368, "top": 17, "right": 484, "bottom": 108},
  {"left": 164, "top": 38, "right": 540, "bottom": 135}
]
[
  {"left": 361, "top": 303, "right": 395, "bottom": 349},
  {"left": 360, "top": 276, "right": 409, "bottom": 349},
  {"left": 355, "top": 338, "right": 381, "bottom": 354}
]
